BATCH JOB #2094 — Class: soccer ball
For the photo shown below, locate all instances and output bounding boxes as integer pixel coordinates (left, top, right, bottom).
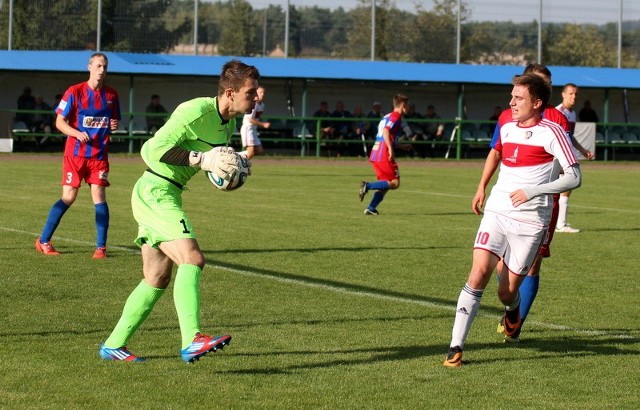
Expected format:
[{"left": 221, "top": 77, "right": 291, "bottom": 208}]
[{"left": 205, "top": 154, "right": 250, "bottom": 191}]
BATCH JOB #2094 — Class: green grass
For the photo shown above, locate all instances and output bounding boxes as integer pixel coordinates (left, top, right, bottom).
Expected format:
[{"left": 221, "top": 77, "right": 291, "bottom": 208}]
[{"left": 1, "top": 153, "right": 639, "bottom": 409}]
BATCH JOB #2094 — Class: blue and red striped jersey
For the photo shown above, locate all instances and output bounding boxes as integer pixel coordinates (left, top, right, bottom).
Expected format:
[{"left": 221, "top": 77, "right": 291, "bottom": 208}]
[
  {"left": 56, "top": 82, "right": 120, "bottom": 160},
  {"left": 369, "top": 111, "right": 403, "bottom": 163}
]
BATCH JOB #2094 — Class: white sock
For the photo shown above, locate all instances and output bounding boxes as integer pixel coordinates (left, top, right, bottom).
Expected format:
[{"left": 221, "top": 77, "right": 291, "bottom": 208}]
[
  {"left": 557, "top": 195, "right": 569, "bottom": 228},
  {"left": 450, "top": 284, "right": 483, "bottom": 349}
]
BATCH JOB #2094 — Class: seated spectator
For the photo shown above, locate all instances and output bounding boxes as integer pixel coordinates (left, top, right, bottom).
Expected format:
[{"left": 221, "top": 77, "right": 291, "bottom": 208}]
[
  {"left": 365, "top": 101, "right": 383, "bottom": 139},
  {"left": 402, "top": 102, "right": 425, "bottom": 140},
  {"left": 309, "top": 101, "right": 334, "bottom": 140},
  {"left": 424, "top": 105, "right": 444, "bottom": 140},
  {"left": 351, "top": 105, "right": 367, "bottom": 137},
  {"left": 578, "top": 100, "right": 599, "bottom": 123},
  {"left": 16, "top": 86, "right": 35, "bottom": 126},
  {"left": 145, "top": 94, "right": 168, "bottom": 133},
  {"left": 31, "top": 95, "right": 53, "bottom": 134},
  {"left": 331, "top": 100, "right": 354, "bottom": 156},
  {"left": 331, "top": 100, "right": 353, "bottom": 139}
]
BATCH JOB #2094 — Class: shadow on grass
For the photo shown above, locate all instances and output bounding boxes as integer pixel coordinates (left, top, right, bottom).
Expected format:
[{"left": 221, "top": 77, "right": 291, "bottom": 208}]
[
  {"left": 219, "top": 335, "right": 640, "bottom": 374},
  {"left": 581, "top": 227, "right": 640, "bottom": 232},
  {"left": 463, "top": 335, "right": 640, "bottom": 366},
  {"left": 202, "top": 244, "right": 460, "bottom": 255},
  {"left": 202, "top": 255, "right": 481, "bottom": 316}
]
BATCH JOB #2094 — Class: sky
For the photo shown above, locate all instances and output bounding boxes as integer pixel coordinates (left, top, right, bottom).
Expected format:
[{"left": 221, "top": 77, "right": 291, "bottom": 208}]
[{"left": 222, "top": 0, "right": 640, "bottom": 25}]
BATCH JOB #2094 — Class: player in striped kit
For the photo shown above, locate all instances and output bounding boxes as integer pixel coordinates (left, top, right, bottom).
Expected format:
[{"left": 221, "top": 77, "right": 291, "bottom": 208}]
[
  {"left": 358, "top": 94, "right": 409, "bottom": 215},
  {"left": 35, "top": 52, "right": 120, "bottom": 259},
  {"left": 444, "top": 74, "right": 582, "bottom": 367}
]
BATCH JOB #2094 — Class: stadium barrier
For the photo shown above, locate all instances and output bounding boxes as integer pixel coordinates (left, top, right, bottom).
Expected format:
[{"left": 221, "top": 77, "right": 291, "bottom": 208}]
[{"left": 1, "top": 109, "right": 638, "bottom": 160}]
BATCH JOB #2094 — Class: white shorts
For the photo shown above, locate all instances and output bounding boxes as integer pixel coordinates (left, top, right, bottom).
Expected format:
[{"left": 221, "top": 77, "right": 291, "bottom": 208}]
[
  {"left": 474, "top": 211, "right": 545, "bottom": 275},
  {"left": 240, "top": 124, "right": 261, "bottom": 148}
]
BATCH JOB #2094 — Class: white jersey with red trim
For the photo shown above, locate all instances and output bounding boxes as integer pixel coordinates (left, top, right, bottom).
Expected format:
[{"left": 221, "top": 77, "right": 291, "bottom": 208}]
[
  {"left": 555, "top": 103, "right": 576, "bottom": 135},
  {"left": 486, "top": 118, "right": 578, "bottom": 225},
  {"left": 242, "top": 101, "right": 265, "bottom": 131}
]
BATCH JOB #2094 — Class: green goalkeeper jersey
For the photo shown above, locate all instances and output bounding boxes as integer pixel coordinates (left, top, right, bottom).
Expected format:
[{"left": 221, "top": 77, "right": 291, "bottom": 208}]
[{"left": 141, "top": 97, "right": 236, "bottom": 186}]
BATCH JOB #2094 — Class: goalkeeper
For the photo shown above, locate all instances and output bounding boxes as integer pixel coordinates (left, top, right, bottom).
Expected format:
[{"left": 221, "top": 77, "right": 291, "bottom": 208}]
[{"left": 99, "top": 59, "right": 259, "bottom": 363}]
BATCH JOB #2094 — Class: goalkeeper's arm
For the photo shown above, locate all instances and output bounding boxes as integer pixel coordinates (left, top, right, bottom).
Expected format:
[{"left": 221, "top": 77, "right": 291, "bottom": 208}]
[{"left": 159, "top": 146, "right": 235, "bottom": 169}]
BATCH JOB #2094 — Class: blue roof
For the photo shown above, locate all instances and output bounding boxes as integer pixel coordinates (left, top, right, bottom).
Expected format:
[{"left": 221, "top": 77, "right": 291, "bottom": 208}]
[{"left": 0, "top": 50, "right": 638, "bottom": 89}]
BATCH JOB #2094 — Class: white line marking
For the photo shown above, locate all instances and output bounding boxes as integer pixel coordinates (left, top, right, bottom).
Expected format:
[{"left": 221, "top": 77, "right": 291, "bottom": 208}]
[{"left": 5, "top": 226, "right": 633, "bottom": 340}]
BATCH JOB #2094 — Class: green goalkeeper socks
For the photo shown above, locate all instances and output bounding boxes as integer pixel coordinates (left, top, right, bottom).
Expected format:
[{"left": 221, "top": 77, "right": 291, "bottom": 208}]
[
  {"left": 174, "top": 264, "right": 202, "bottom": 348},
  {"left": 104, "top": 280, "right": 165, "bottom": 348}
]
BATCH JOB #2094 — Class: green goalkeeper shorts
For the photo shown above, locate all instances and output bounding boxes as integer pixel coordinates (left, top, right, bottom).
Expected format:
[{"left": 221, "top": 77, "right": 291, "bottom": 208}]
[{"left": 131, "top": 171, "right": 197, "bottom": 248}]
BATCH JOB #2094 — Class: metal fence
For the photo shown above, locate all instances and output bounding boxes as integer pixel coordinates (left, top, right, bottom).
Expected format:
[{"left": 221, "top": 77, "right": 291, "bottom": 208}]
[
  {"left": 1, "top": 0, "right": 639, "bottom": 67},
  {"left": 4, "top": 108, "right": 639, "bottom": 161}
]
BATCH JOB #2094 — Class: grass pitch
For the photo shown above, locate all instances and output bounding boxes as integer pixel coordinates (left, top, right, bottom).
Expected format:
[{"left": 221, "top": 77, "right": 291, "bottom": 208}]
[{"left": 0, "top": 153, "right": 639, "bottom": 408}]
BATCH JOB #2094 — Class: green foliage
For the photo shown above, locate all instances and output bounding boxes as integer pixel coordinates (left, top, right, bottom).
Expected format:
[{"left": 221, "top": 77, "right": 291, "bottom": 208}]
[
  {"left": 218, "top": 0, "right": 255, "bottom": 56},
  {"left": 544, "top": 24, "right": 615, "bottom": 67},
  {"left": 0, "top": 155, "right": 639, "bottom": 408}
]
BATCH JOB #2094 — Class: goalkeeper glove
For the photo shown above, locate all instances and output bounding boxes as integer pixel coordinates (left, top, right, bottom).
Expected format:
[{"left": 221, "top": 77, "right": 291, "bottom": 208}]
[{"left": 189, "top": 147, "right": 238, "bottom": 179}]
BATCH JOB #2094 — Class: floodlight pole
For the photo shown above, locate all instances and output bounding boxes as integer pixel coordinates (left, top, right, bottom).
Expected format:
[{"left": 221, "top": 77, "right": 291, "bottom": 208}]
[
  {"left": 537, "top": 0, "right": 542, "bottom": 63},
  {"left": 194, "top": 0, "right": 199, "bottom": 55},
  {"left": 371, "top": 0, "right": 375, "bottom": 61},
  {"left": 96, "top": 0, "right": 102, "bottom": 51},
  {"left": 285, "top": 0, "right": 290, "bottom": 58},
  {"left": 456, "top": 0, "right": 460, "bottom": 64},
  {"left": 262, "top": 9, "right": 267, "bottom": 56},
  {"left": 617, "top": 0, "right": 622, "bottom": 68},
  {"left": 8, "top": 0, "right": 13, "bottom": 50}
]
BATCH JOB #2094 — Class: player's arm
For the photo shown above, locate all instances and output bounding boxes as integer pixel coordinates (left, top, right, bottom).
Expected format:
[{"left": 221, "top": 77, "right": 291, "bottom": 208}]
[
  {"left": 383, "top": 127, "right": 394, "bottom": 161},
  {"left": 55, "top": 114, "right": 89, "bottom": 143},
  {"left": 109, "top": 92, "right": 121, "bottom": 131},
  {"left": 512, "top": 164, "right": 582, "bottom": 207},
  {"left": 571, "top": 138, "right": 595, "bottom": 160},
  {"left": 472, "top": 148, "right": 501, "bottom": 215},
  {"left": 248, "top": 117, "right": 270, "bottom": 129}
]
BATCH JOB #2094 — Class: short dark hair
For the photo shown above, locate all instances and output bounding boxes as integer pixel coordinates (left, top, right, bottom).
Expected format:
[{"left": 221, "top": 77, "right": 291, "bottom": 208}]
[
  {"left": 523, "top": 63, "right": 551, "bottom": 81},
  {"left": 513, "top": 74, "right": 551, "bottom": 108},
  {"left": 393, "top": 93, "right": 409, "bottom": 108},
  {"left": 218, "top": 59, "right": 260, "bottom": 97}
]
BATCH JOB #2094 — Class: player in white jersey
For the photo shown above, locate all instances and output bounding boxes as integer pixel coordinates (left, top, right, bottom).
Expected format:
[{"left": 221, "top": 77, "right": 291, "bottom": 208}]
[
  {"left": 240, "top": 85, "right": 270, "bottom": 159},
  {"left": 555, "top": 83, "right": 594, "bottom": 233},
  {"left": 444, "top": 74, "right": 582, "bottom": 367}
]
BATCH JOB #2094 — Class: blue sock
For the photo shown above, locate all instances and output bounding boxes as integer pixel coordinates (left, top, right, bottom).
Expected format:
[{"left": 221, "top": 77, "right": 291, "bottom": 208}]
[
  {"left": 41, "top": 199, "right": 70, "bottom": 243},
  {"left": 368, "top": 181, "right": 389, "bottom": 190},
  {"left": 95, "top": 202, "right": 110, "bottom": 248},
  {"left": 519, "top": 275, "right": 540, "bottom": 322},
  {"left": 368, "top": 190, "right": 386, "bottom": 210}
]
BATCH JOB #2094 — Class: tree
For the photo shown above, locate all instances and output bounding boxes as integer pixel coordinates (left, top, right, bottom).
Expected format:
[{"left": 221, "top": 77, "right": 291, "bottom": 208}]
[
  {"left": 108, "top": 0, "right": 188, "bottom": 52},
  {"left": 544, "top": 24, "right": 614, "bottom": 67},
  {"left": 294, "top": 6, "right": 336, "bottom": 57},
  {"left": 9, "top": 0, "right": 94, "bottom": 50},
  {"left": 218, "top": 0, "right": 255, "bottom": 56}
]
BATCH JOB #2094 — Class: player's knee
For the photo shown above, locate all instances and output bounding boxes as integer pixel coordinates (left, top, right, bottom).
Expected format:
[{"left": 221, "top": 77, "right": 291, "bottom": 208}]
[
  {"left": 388, "top": 179, "right": 400, "bottom": 189},
  {"left": 191, "top": 251, "right": 205, "bottom": 269}
]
